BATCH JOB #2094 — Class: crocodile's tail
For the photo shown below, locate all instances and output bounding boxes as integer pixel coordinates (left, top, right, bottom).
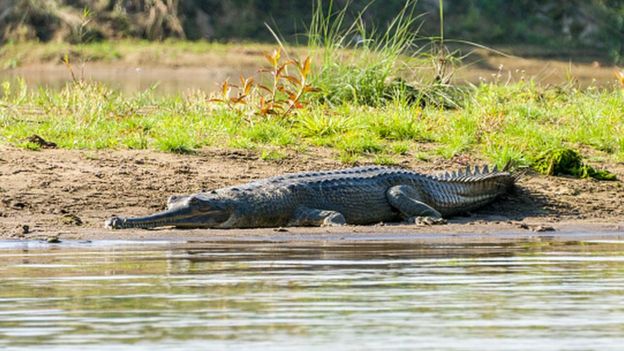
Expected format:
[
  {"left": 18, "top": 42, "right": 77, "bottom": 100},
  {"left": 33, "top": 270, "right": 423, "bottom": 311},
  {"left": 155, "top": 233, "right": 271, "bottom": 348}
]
[
  {"left": 436, "top": 162, "right": 516, "bottom": 181},
  {"left": 428, "top": 163, "right": 517, "bottom": 216}
]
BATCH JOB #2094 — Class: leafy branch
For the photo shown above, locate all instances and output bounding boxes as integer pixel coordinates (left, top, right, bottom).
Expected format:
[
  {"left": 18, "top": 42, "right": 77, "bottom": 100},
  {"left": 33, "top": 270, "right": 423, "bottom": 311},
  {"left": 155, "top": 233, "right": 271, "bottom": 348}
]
[{"left": 210, "top": 48, "right": 317, "bottom": 117}]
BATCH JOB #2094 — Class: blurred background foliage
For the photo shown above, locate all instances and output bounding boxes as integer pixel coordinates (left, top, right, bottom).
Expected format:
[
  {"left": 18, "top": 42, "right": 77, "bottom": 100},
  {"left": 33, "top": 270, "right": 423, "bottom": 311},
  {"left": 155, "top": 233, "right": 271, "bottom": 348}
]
[{"left": 0, "top": 0, "right": 623, "bottom": 62}]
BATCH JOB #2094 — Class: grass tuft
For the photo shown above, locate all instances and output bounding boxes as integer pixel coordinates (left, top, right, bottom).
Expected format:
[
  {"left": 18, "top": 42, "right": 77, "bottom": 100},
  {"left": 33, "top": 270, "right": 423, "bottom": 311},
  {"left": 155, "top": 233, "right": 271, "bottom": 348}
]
[
  {"left": 156, "top": 135, "right": 194, "bottom": 154},
  {"left": 337, "top": 132, "right": 383, "bottom": 156},
  {"left": 243, "top": 122, "right": 296, "bottom": 146},
  {"left": 260, "top": 149, "right": 288, "bottom": 162},
  {"left": 373, "top": 154, "right": 399, "bottom": 166},
  {"left": 533, "top": 148, "right": 616, "bottom": 180},
  {"left": 307, "top": 0, "right": 428, "bottom": 107}
]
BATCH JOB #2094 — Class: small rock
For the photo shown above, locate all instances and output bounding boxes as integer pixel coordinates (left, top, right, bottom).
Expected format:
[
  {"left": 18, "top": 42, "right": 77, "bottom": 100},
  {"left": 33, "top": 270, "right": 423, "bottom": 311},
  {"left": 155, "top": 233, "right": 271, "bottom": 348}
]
[
  {"left": 532, "top": 225, "right": 555, "bottom": 232},
  {"left": 554, "top": 186, "right": 579, "bottom": 196},
  {"left": 61, "top": 214, "right": 83, "bottom": 226},
  {"left": 47, "top": 236, "right": 61, "bottom": 243},
  {"left": 411, "top": 217, "right": 448, "bottom": 226},
  {"left": 273, "top": 227, "right": 289, "bottom": 232},
  {"left": 25, "top": 134, "right": 57, "bottom": 148},
  {"left": 11, "top": 201, "right": 27, "bottom": 210},
  {"left": 483, "top": 215, "right": 510, "bottom": 222},
  {"left": 518, "top": 223, "right": 530, "bottom": 230},
  {"left": 21, "top": 225, "right": 29, "bottom": 235},
  {"left": 175, "top": 165, "right": 192, "bottom": 174}
]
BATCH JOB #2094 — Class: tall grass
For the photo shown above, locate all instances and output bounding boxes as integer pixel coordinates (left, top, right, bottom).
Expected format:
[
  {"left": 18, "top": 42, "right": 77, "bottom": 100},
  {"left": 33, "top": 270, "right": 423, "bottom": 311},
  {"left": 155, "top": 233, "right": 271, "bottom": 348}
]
[
  {"left": 307, "top": 0, "right": 426, "bottom": 106},
  {"left": 306, "top": 0, "right": 464, "bottom": 109}
]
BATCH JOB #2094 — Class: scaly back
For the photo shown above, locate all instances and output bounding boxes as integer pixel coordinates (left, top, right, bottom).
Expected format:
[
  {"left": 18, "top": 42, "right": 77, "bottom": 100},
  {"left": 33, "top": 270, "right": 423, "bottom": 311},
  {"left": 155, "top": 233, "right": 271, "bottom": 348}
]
[{"left": 418, "top": 164, "right": 516, "bottom": 216}]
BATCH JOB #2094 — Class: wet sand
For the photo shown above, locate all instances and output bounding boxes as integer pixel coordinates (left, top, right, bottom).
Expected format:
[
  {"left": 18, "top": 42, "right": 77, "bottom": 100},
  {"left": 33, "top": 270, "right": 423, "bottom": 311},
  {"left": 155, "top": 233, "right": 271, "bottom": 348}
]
[{"left": 18, "top": 221, "right": 624, "bottom": 245}]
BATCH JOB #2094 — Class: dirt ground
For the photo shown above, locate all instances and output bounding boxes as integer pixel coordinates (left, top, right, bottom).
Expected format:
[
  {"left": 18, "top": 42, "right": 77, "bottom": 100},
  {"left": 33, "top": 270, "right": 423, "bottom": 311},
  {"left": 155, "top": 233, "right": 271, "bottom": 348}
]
[{"left": 1, "top": 146, "right": 624, "bottom": 242}]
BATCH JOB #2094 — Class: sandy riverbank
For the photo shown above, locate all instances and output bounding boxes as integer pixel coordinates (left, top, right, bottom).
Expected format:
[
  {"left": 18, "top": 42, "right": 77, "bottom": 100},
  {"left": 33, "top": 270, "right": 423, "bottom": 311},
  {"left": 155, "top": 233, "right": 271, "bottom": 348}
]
[{"left": 1, "top": 147, "right": 623, "bottom": 242}]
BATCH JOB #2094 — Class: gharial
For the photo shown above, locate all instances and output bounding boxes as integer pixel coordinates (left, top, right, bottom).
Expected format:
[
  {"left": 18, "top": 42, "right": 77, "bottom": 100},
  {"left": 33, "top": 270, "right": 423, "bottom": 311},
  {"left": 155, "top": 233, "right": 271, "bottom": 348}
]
[{"left": 105, "top": 164, "right": 516, "bottom": 229}]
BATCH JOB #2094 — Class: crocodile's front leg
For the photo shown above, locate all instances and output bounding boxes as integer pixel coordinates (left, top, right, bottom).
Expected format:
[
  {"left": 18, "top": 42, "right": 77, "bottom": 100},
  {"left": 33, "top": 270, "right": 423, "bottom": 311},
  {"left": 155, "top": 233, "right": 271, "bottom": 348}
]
[
  {"left": 287, "top": 207, "right": 347, "bottom": 227},
  {"left": 386, "top": 185, "right": 446, "bottom": 224}
]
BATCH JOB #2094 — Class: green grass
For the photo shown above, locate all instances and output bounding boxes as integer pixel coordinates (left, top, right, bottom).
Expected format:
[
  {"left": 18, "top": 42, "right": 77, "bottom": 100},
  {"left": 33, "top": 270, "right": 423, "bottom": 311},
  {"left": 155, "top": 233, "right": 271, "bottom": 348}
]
[
  {"left": 260, "top": 149, "right": 288, "bottom": 162},
  {"left": 1, "top": 78, "right": 623, "bottom": 174},
  {"left": 533, "top": 148, "right": 617, "bottom": 180},
  {"left": 0, "top": 3, "right": 622, "bottom": 174},
  {"left": 306, "top": 0, "right": 437, "bottom": 107}
]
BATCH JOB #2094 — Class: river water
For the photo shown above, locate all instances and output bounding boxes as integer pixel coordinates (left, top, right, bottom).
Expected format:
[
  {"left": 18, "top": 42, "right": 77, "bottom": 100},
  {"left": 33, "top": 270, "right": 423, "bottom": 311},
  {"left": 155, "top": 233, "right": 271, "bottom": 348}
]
[
  {"left": 0, "top": 56, "right": 616, "bottom": 96},
  {"left": 0, "top": 239, "right": 623, "bottom": 350},
  {"left": 0, "top": 66, "right": 256, "bottom": 95}
]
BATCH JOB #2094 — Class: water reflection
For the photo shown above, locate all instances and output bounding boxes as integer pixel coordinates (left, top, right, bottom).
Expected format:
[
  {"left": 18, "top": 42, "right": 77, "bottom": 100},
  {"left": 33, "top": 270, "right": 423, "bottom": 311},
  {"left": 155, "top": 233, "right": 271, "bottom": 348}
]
[{"left": 0, "top": 240, "right": 623, "bottom": 350}]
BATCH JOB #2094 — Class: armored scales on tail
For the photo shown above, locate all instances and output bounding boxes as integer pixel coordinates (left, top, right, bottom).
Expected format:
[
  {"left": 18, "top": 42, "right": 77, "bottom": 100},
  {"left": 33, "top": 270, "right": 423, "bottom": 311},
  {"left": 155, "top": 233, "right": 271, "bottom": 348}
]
[{"left": 105, "top": 164, "right": 516, "bottom": 229}]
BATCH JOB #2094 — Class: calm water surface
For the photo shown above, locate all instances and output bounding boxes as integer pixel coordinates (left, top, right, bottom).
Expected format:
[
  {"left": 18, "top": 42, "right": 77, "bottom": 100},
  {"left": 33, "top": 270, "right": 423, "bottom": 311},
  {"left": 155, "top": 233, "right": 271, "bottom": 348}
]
[
  {"left": 0, "top": 66, "right": 255, "bottom": 95},
  {"left": 0, "top": 239, "right": 623, "bottom": 350}
]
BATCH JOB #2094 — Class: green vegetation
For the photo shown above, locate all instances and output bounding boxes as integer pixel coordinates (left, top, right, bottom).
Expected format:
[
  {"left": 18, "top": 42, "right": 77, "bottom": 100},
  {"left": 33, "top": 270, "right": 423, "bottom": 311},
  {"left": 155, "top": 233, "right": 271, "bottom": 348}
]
[
  {"left": 1, "top": 1, "right": 623, "bottom": 179},
  {"left": 534, "top": 148, "right": 617, "bottom": 180},
  {"left": 308, "top": 0, "right": 420, "bottom": 106},
  {"left": 1, "top": 76, "right": 623, "bottom": 176}
]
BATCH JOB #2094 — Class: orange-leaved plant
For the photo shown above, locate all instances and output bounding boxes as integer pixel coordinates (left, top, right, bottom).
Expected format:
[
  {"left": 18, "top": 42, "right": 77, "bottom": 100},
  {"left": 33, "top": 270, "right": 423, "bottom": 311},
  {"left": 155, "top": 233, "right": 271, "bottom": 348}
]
[
  {"left": 210, "top": 48, "right": 317, "bottom": 117},
  {"left": 615, "top": 68, "right": 624, "bottom": 90}
]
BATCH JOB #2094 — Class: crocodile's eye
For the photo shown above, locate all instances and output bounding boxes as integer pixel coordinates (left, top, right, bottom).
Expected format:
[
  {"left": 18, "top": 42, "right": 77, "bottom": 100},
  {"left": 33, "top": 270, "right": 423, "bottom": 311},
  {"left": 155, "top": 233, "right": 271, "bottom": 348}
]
[{"left": 188, "top": 197, "right": 201, "bottom": 206}]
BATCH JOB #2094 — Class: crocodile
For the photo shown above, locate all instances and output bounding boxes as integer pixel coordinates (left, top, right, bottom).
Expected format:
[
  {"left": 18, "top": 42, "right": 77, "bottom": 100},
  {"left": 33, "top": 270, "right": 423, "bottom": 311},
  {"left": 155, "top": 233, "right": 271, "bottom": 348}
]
[{"left": 105, "top": 164, "right": 516, "bottom": 229}]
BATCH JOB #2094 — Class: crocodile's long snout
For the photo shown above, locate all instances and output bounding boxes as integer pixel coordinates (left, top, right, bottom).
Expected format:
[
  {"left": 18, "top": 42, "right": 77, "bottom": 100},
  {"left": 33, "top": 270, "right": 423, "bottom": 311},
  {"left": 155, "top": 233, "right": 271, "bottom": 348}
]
[
  {"left": 105, "top": 206, "right": 195, "bottom": 229},
  {"left": 105, "top": 195, "right": 230, "bottom": 229}
]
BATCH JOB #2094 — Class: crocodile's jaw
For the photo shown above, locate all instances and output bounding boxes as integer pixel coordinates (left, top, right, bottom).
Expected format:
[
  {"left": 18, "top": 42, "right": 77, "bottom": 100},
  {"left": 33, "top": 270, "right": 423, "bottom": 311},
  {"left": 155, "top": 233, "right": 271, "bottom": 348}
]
[{"left": 105, "top": 201, "right": 231, "bottom": 229}]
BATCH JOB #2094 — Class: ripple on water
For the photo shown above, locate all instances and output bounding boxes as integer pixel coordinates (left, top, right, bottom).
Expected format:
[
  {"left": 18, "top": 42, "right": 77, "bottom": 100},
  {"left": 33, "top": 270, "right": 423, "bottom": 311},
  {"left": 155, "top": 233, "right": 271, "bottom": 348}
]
[{"left": 0, "top": 240, "right": 623, "bottom": 351}]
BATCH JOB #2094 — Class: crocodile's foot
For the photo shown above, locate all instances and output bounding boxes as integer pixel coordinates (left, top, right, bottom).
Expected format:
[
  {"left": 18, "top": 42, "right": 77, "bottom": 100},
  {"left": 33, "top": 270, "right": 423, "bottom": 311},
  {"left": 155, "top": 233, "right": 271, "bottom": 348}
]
[
  {"left": 406, "top": 216, "right": 448, "bottom": 226},
  {"left": 104, "top": 216, "right": 125, "bottom": 229},
  {"left": 322, "top": 212, "right": 347, "bottom": 227},
  {"left": 288, "top": 207, "right": 346, "bottom": 227}
]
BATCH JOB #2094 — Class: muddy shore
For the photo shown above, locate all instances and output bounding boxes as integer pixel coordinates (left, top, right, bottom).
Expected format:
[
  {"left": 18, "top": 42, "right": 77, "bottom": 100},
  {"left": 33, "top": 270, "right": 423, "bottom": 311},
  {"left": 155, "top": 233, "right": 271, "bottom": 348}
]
[{"left": 1, "top": 146, "right": 623, "bottom": 242}]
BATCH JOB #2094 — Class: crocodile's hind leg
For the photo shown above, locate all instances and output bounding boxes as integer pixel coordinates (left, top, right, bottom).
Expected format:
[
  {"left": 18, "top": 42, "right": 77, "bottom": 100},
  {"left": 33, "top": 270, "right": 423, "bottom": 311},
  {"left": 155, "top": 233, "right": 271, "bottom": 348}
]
[
  {"left": 386, "top": 185, "right": 446, "bottom": 224},
  {"left": 288, "top": 207, "right": 346, "bottom": 227}
]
